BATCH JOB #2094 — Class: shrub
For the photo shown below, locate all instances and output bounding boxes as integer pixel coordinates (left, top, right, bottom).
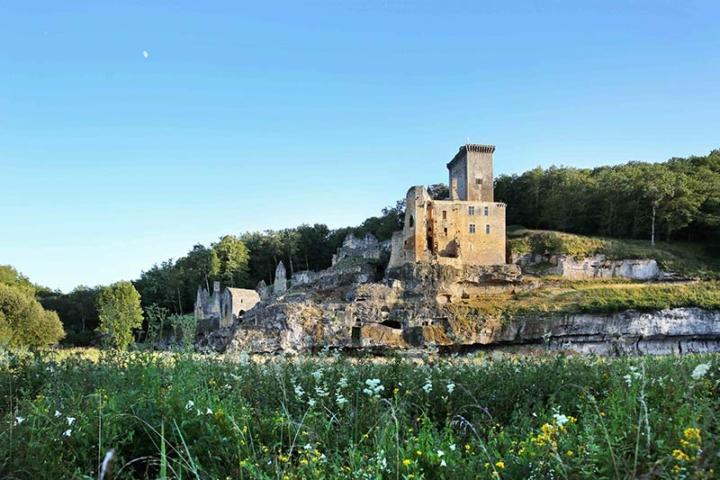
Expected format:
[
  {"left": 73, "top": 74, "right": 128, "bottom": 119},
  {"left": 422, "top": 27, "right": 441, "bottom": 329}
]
[{"left": 0, "top": 283, "right": 65, "bottom": 347}]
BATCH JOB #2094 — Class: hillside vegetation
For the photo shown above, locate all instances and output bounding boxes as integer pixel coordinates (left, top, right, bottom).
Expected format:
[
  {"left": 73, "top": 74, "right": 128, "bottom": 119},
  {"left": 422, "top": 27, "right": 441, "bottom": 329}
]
[{"left": 508, "top": 228, "right": 720, "bottom": 279}]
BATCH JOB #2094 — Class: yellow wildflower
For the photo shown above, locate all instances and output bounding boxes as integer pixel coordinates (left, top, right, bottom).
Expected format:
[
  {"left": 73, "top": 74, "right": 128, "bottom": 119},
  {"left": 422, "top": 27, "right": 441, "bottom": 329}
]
[
  {"left": 415, "top": 450, "right": 423, "bottom": 456},
  {"left": 566, "top": 450, "right": 574, "bottom": 457},
  {"left": 683, "top": 428, "right": 701, "bottom": 443},
  {"left": 403, "top": 459, "right": 412, "bottom": 467},
  {"left": 495, "top": 460, "right": 505, "bottom": 469},
  {"left": 672, "top": 449, "right": 690, "bottom": 462}
]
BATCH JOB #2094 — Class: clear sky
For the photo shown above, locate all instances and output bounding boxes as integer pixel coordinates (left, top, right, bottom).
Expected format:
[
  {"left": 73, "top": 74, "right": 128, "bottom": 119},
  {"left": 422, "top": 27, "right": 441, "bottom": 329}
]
[{"left": 1, "top": 0, "right": 718, "bottom": 292}]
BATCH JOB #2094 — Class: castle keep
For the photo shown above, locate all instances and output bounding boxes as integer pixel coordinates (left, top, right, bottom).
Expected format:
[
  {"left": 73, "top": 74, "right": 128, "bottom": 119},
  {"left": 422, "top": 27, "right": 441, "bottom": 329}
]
[{"left": 389, "top": 144, "right": 506, "bottom": 267}]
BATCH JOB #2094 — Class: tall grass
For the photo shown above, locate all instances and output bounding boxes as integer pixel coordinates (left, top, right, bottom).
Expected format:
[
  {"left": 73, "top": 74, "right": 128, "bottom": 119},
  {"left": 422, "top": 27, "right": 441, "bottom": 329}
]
[{"left": 1, "top": 349, "right": 719, "bottom": 479}]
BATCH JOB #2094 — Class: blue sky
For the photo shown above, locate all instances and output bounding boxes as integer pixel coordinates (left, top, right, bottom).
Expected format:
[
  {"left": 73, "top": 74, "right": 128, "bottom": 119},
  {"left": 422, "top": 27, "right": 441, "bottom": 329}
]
[{"left": 1, "top": 0, "right": 718, "bottom": 292}]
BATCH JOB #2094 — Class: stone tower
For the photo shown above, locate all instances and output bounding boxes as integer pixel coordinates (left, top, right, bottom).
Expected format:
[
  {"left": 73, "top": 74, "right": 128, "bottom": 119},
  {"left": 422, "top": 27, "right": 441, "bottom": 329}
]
[
  {"left": 447, "top": 144, "right": 495, "bottom": 202},
  {"left": 273, "top": 261, "right": 287, "bottom": 295}
]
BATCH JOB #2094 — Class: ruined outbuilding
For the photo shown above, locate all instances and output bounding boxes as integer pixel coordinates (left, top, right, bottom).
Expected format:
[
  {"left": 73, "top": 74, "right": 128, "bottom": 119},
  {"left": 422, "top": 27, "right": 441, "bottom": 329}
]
[
  {"left": 389, "top": 144, "right": 507, "bottom": 268},
  {"left": 195, "top": 281, "right": 260, "bottom": 330}
]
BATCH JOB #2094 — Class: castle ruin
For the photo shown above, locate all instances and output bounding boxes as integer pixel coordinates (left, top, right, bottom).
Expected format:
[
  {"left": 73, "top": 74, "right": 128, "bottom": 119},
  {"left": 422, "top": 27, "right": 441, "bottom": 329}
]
[{"left": 389, "top": 144, "right": 506, "bottom": 267}]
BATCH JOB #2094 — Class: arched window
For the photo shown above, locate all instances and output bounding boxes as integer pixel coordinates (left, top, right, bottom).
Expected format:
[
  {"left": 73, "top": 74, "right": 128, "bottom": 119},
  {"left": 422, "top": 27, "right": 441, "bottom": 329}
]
[{"left": 408, "top": 215, "right": 415, "bottom": 228}]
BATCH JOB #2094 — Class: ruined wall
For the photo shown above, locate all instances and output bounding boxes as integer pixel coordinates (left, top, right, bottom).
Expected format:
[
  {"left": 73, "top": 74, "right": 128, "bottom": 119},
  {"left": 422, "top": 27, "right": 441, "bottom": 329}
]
[{"left": 430, "top": 200, "right": 506, "bottom": 265}]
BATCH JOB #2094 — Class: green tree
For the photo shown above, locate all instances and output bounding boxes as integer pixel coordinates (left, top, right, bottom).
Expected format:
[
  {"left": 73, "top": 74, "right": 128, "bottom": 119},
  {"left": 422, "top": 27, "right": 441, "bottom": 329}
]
[
  {"left": 97, "top": 281, "right": 144, "bottom": 350},
  {"left": 0, "top": 283, "right": 65, "bottom": 347},
  {"left": 211, "top": 235, "right": 250, "bottom": 286}
]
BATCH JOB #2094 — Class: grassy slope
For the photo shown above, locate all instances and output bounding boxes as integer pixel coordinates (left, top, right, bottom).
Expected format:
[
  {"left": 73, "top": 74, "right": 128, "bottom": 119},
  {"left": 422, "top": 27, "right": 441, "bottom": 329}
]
[{"left": 507, "top": 227, "right": 720, "bottom": 279}]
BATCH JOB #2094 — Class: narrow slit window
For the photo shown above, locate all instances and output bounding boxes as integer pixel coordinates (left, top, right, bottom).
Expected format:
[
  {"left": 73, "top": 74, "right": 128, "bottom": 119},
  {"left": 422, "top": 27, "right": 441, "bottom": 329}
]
[
  {"left": 442, "top": 210, "right": 447, "bottom": 220},
  {"left": 484, "top": 206, "right": 489, "bottom": 216},
  {"left": 485, "top": 224, "right": 491, "bottom": 234},
  {"left": 469, "top": 224, "right": 476, "bottom": 234}
]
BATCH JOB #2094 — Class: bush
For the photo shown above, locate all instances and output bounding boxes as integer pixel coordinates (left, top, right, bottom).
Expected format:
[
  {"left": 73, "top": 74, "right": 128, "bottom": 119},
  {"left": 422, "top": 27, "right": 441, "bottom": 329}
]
[{"left": 0, "top": 283, "right": 65, "bottom": 347}]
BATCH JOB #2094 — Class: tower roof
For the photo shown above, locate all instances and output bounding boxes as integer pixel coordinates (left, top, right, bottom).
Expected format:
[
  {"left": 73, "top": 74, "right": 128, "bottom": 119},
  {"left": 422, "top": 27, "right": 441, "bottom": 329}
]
[{"left": 447, "top": 144, "right": 496, "bottom": 168}]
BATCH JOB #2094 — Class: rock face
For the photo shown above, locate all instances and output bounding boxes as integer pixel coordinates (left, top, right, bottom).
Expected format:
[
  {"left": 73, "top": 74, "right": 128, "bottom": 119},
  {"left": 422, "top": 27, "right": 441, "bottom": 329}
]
[
  {"left": 461, "top": 308, "right": 720, "bottom": 356},
  {"left": 514, "top": 253, "right": 662, "bottom": 280},
  {"left": 221, "top": 235, "right": 716, "bottom": 357}
]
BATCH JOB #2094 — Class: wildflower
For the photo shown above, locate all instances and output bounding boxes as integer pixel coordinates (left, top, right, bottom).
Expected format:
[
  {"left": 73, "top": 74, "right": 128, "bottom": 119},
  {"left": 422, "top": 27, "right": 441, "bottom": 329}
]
[
  {"left": 495, "top": 460, "right": 505, "bottom": 469},
  {"left": 446, "top": 381, "right": 456, "bottom": 394},
  {"left": 206, "top": 408, "right": 213, "bottom": 415},
  {"left": 62, "top": 429, "right": 72, "bottom": 437},
  {"left": 440, "top": 459, "right": 447, "bottom": 467},
  {"left": 335, "top": 393, "right": 348, "bottom": 406},
  {"left": 672, "top": 449, "right": 690, "bottom": 462},
  {"left": 54, "top": 410, "right": 62, "bottom": 418},
  {"left": 363, "top": 378, "right": 384, "bottom": 398},
  {"left": 14, "top": 416, "right": 25, "bottom": 425},
  {"left": 66, "top": 417, "right": 76, "bottom": 426},
  {"left": 415, "top": 450, "right": 422, "bottom": 456},
  {"left": 553, "top": 413, "right": 569, "bottom": 426},
  {"left": 311, "top": 369, "right": 323, "bottom": 380},
  {"left": 691, "top": 363, "right": 711, "bottom": 380},
  {"left": 402, "top": 459, "right": 412, "bottom": 467},
  {"left": 683, "top": 427, "right": 701, "bottom": 443},
  {"left": 338, "top": 376, "right": 349, "bottom": 389},
  {"left": 566, "top": 450, "right": 574, "bottom": 457},
  {"left": 294, "top": 384, "right": 305, "bottom": 398},
  {"left": 185, "top": 400, "right": 195, "bottom": 411},
  {"left": 437, "top": 449, "right": 445, "bottom": 457},
  {"left": 449, "top": 444, "right": 456, "bottom": 451},
  {"left": 308, "top": 398, "right": 317, "bottom": 407},
  {"left": 422, "top": 379, "right": 432, "bottom": 394}
]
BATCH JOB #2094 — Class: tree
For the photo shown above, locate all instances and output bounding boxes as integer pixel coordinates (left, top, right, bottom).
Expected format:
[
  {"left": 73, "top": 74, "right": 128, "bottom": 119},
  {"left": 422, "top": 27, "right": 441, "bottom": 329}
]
[
  {"left": 97, "top": 281, "right": 144, "bottom": 350},
  {"left": 211, "top": 235, "right": 250, "bottom": 287},
  {"left": 0, "top": 283, "right": 65, "bottom": 347}
]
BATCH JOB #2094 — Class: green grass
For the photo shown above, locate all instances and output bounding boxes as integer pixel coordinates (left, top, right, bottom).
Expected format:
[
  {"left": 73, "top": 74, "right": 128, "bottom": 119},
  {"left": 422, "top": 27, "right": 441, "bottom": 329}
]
[
  {"left": 2, "top": 349, "right": 719, "bottom": 479},
  {"left": 506, "top": 228, "right": 720, "bottom": 279},
  {"left": 452, "top": 280, "right": 720, "bottom": 323}
]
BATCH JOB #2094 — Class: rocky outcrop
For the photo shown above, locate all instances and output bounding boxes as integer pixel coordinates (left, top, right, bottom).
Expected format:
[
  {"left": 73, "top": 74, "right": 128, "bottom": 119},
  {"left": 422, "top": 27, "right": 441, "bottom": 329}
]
[
  {"left": 445, "top": 308, "right": 720, "bottom": 356},
  {"left": 514, "top": 253, "right": 662, "bottom": 280}
]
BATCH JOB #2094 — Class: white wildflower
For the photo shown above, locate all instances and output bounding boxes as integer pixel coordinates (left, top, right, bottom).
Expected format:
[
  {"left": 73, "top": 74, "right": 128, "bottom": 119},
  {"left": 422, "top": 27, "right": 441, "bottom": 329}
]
[
  {"left": 311, "top": 369, "right": 323, "bottom": 381},
  {"left": 14, "top": 416, "right": 25, "bottom": 425},
  {"left": 623, "top": 374, "right": 633, "bottom": 387},
  {"left": 206, "top": 408, "right": 213, "bottom": 415},
  {"left": 54, "top": 410, "right": 62, "bottom": 418},
  {"left": 304, "top": 443, "right": 313, "bottom": 451},
  {"left": 338, "top": 376, "right": 349, "bottom": 389},
  {"left": 185, "top": 400, "right": 195, "bottom": 411},
  {"left": 449, "top": 444, "right": 456, "bottom": 451},
  {"left": 336, "top": 393, "right": 348, "bottom": 406},
  {"left": 422, "top": 379, "right": 432, "bottom": 394},
  {"left": 294, "top": 384, "right": 305, "bottom": 398},
  {"left": 440, "top": 459, "right": 447, "bottom": 467},
  {"left": 437, "top": 449, "right": 445, "bottom": 457},
  {"left": 315, "top": 385, "right": 329, "bottom": 397},
  {"left": 692, "top": 363, "right": 711, "bottom": 380},
  {"left": 446, "top": 382, "right": 456, "bottom": 394},
  {"left": 62, "top": 429, "right": 72, "bottom": 437},
  {"left": 66, "top": 417, "right": 76, "bottom": 426},
  {"left": 308, "top": 398, "right": 317, "bottom": 407},
  {"left": 363, "top": 378, "right": 384, "bottom": 398},
  {"left": 553, "top": 413, "right": 569, "bottom": 426}
]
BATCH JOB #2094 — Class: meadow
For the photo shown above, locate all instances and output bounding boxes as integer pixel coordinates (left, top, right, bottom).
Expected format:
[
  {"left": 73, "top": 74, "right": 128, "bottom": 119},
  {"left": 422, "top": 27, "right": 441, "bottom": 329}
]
[{"left": 2, "top": 349, "right": 718, "bottom": 479}]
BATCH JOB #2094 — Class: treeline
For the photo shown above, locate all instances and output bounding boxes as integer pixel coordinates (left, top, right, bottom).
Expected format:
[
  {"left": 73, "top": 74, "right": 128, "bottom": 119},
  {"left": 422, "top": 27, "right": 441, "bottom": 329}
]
[{"left": 495, "top": 150, "right": 720, "bottom": 241}]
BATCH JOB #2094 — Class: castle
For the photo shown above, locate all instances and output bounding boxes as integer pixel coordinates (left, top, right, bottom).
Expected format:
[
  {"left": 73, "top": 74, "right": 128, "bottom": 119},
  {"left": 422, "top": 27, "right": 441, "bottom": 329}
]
[{"left": 388, "top": 144, "right": 506, "bottom": 267}]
